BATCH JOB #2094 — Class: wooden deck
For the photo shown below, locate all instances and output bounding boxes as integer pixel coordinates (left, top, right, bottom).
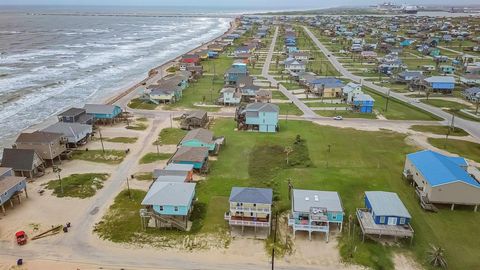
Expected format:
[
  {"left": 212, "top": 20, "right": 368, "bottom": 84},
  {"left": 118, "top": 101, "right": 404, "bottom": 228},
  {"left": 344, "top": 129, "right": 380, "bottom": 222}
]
[{"left": 356, "top": 209, "right": 414, "bottom": 241}]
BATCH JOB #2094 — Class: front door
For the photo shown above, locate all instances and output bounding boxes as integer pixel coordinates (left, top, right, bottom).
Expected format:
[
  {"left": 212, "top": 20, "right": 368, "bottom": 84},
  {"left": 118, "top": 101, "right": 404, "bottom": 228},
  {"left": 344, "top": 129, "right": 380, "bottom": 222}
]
[{"left": 387, "top": 217, "right": 397, "bottom": 225}]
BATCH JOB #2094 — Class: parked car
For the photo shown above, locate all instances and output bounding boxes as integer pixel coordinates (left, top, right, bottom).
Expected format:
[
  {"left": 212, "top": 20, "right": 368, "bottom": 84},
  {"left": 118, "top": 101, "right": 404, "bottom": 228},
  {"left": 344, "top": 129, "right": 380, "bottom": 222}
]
[{"left": 333, "top": 116, "right": 343, "bottom": 120}]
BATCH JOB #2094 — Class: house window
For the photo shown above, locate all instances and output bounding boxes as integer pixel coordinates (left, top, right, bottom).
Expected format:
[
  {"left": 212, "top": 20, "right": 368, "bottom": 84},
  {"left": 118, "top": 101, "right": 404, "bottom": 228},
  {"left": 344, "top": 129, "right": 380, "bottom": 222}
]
[
  {"left": 250, "top": 212, "right": 253, "bottom": 216},
  {"left": 174, "top": 206, "right": 179, "bottom": 211},
  {"left": 379, "top": 216, "right": 386, "bottom": 224},
  {"left": 253, "top": 203, "right": 256, "bottom": 207},
  {"left": 331, "top": 213, "right": 337, "bottom": 220},
  {"left": 159, "top": 206, "right": 164, "bottom": 211},
  {"left": 399, "top": 218, "right": 406, "bottom": 225}
]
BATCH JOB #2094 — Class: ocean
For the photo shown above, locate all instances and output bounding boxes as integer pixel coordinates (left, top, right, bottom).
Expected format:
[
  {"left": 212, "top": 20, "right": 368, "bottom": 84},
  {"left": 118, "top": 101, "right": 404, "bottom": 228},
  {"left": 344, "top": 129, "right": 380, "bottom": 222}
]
[{"left": 0, "top": 7, "right": 233, "bottom": 150}]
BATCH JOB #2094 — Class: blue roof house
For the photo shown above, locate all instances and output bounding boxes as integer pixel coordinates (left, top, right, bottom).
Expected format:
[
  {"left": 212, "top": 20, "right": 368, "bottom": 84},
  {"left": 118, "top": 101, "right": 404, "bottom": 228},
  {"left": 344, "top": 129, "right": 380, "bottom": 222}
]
[
  {"left": 141, "top": 182, "right": 196, "bottom": 231},
  {"left": 288, "top": 189, "right": 344, "bottom": 241},
  {"left": 364, "top": 191, "right": 412, "bottom": 226},
  {"left": 405, "top": 150, "right": 480, "bottom": 210},
  {"left": 352, "top": 94, "right": 375, "bottom": 113},
  {"left": 424, "top": 76, "right": 455, "bottom": 93}
]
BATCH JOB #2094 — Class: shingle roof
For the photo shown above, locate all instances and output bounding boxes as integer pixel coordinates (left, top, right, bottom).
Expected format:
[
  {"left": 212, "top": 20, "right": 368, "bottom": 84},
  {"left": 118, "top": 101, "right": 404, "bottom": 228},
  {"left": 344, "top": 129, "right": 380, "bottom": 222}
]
[
  {"left": 185, "top": 110, "right": 207, "bottom": 120},
  {"left": 293, "top": 189, "right": 343, "bottom": 212},
  {"left": 181, "top": 128, "right": 213, "bottom": 145},
  {"left": 58, "top": 107, "right": 85, "bottom": 117},
  {"left": 170, "top": 147, "right": 208, "bottom": 163},
  {"left": 229, "top": 187, "right": 273, "bottom": 204},
  {"left": 365, "top": 191, "right": 411, "bottom": 218},
  {"left": 407, "top": 150, "right": 479, "bottom": 187},
  {"left": 1, "top": 148, "right": 39, "bottom": 171},
  {"left": 142, "top": 182, "right": 196, "bottom": 206},
  {"left": 15, "top": 131, "right": 63, "bottom": 144},
  {"left": 245, "top": 103, "right": 279, "bottom": 113}
]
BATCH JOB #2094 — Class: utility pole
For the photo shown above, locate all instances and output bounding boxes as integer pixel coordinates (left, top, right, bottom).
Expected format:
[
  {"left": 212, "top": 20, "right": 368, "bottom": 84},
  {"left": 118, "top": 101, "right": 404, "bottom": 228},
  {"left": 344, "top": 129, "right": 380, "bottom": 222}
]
[
  {"left": 98, "top": 128, "right": 106, "bottom": 154},
  {"left": 53, "top": 166, "right": 63, "bottom": 196}
]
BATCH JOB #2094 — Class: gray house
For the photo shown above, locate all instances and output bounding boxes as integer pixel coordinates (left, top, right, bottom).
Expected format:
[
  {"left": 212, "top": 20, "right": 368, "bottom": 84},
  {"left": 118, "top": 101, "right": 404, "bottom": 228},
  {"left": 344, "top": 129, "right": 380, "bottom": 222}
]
[
  {"left": 1, "top": 148, "right": 45, "bottom": 178},
  {"left": 57, "top": 107, "right": 94, "bottom": 125},
  {"left": 42, "top": 122, "right": 92, "bottom": 148},
  {"left": 0, "top": 167, "right": 27, "bottom": 215}
]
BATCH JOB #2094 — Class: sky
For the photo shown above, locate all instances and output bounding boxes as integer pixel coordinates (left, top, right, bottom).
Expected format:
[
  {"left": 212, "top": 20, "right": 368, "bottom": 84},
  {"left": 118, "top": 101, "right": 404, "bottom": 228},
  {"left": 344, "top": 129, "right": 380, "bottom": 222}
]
[{"left": 0, "top": 0, "right": 478, "bottom": 9}]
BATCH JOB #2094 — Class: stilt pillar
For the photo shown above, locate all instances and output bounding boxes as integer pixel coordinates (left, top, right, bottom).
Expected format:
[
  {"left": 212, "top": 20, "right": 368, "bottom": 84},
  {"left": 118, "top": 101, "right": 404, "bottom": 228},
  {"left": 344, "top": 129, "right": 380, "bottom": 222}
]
[
  {"left": 474, "top": 205, "right": 478, "bottom": 212},
  {"left": 451, "top": 204, "right": 455, "bottom": 211}
]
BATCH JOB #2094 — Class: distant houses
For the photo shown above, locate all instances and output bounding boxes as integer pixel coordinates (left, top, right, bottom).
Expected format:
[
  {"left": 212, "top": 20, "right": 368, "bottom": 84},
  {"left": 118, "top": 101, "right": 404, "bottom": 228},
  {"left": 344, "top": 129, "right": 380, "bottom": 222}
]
[
  {"left": 404, "top": 150, "right": 480, "bottom": 211},
  {"left": 288, "top": 189, "right": 344, "bottom": 241},
  {"left": 235, "top": 103, "right": 279, "bottom": 133}
]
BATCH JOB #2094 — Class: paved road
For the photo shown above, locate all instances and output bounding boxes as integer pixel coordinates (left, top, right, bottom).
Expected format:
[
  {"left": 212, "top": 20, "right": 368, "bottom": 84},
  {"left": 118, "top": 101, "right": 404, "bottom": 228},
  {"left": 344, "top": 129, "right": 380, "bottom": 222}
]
[
  {"left": 262, "top": 26, "right": 317, "bottom": 118},
  {"left": 302, "top": 26, "right": 480, "bottom": 140}
]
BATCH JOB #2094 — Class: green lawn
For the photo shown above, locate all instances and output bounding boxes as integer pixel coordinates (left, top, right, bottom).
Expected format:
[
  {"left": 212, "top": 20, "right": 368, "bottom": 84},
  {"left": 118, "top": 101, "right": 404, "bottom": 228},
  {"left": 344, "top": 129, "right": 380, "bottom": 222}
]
[
  {"left": 94, "top": 119, "right": 480, "bottom": 269},
  {"left": 280, "top": 82, "right": 303, "bottom": 90},
  {"left": 364, "top": 89, "right": 442, "bottom": 121},
  {"left": 275, "top": 102, "right": 303, "bottom": 116},
  {"left": 139, "top": 152, "right": 173, "bottom": 164},
  {"left": 428, "top": 138, "right": 480, "bottom": 163},
  {"left": 202, "top": 54, "right": 234, "bottom": 75},
  {"left": 71, "top": 150, "right": 126, "bottom": 164},
  {"left": 134, "top": 172, "right": 154, "bottom": 181},
  {"left": 410, "top": 125, "right": 469, "bottom": 136},
  {"left": 420, "top": 99, "right": 471, "bottom": 111},
  {"left": 155, "top": 128, "right": 187, "bottom": 145},
  {"left": 127, "top": 98, "right": 157, "bottom": 110},
  {"left": 105, "top": 137, "right": 138, "bottom": 144},
  {"left": 44, "top": 173, "right": 109, "bottom": 198},
  {"left": 316, "top": 110, "right": 377, "bottom": 119},
  {"left": 272, "top": 90, "right": 288, "bottom": 100},
  {"left": 306, "top": 102, "right": 348, "bottom": 108}
]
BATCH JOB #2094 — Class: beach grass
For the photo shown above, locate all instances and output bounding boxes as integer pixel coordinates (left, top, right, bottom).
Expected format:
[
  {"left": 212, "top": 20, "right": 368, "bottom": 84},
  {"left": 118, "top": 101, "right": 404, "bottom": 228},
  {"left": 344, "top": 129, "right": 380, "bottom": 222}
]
[
  {"left": 410, "top": 125, "right": 469, "bottom": 136},
  {"left": 44, "top": 173, "right": 109, "bottom": 198},
  {"left": 139, "top": 152, "right": 172, "bottom": 164},
  {"left": 154, "top": 128, "right": 187, "bottom": 145},
  {"left": 134, "top": 172, "right": 154, "bottom": 181},
  {"left": 105, "top": 137, "right": 138, "bottom": 144},
  {"left": 126, "top": 122, "right": 148, "bottom": 131},
  {"left": 428, "top": 138, "right": 480, "bottom": 162},
  {"left": 71, "top": 149, "right": 126, "bottom": 164},
  {"left": 127, "top": 98, "right": 157, "bottom": 110}
]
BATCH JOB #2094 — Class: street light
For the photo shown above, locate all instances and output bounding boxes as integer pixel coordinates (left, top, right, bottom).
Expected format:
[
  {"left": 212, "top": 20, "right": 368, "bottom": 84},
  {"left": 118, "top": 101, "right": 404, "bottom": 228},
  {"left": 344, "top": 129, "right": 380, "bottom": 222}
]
[{"left": 53, "top": 165, "right": 63, "bottom": 196}]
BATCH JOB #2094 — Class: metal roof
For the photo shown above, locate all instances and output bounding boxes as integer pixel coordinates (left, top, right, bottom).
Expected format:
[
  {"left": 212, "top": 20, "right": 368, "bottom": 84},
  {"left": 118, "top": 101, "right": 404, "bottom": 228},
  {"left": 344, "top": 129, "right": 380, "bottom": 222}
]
[
  {"left": 83, "top": 104, "right": 120, "bottom": 115},
  {"left": 229, "top": 187, "right": 273, "bottom": 204},
  {"left": 164, "top": 163, "right": 194, "bottom": 171},
  {"left": 245, "top": 103, "right": 279, "bottom": 113},
  {"left": 365, "top": 191, "right": 411, "bottom": 218},
  {"left": 42, "top": 122, "right": 92, "bottom": 140},
  {"left": 181, "top": 128, "right": 213, "bottom": 145},
  {"left": 425, "top": 76, "right": 455, "bottom": 83},
  {"left": 292, "top": 189, "right": 343, "bottom": 212},
  {"left": 58, "top": 107, "right": 85, "bottom": 117},
  {"left": 407, "top": 150, "right": 479, "bottom": 188},
  {"left": 142, "top": 182, "right": 196, "bottom": 206},
  {"left": 154, "top": 175, "right": 187, "bottom": 183}
]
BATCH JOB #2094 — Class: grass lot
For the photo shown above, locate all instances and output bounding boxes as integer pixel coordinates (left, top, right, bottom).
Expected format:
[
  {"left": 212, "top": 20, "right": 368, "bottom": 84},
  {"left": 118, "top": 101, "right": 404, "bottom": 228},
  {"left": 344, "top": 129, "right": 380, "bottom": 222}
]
[
  {"left": 272, "top": 90, "right": 288, "bottom": 100},
  {"left": 280, "top": 82, "right": 303, "bottom": 90},
  {"left": 71, "top": 150, "right": 126, "bottom": 164},
  {"left": 94, "top": 119, "right": 480, "bottom": 269},
  {"left": 105, "top": 137, "right": 138, "bottom": 144},
  {"left": 45, "top": 173, "right": 109, "bottom": 198},
  {"left": 154, "top": 128, "right": 187, "bottom": 145},
  {"left": 410, "top": 125, "right": 469, "bottom": 136},
  {"left": 165, "top": 75, "right": 222, "bottom": 112},
  {"left": 127, "top": 98, "right": 157, "bottom": 110},
  {"left": 428, "top": 138, "right": 480, "bottom": 163},
  {"left": 306, "top": 102, "right": 348, "bottom": 108},
  {"left": 420, "top": 99, "right": 470, "bottom": 111},
  {"left": 275, "top": 102, "right": 303, "bottom": 116},
  {"left": 126, "top": 122, "right": 148, "bottom": 131},
  {"left": 316, "top": 110, "right": 377, "bottom": 119},
  {"left": 134, "top": 172, "right": 154, "bottom": 181},
  {"left": 447, "top": 109, "right": 480, "bottom": 122},
  {"left": 139, "top": 153, "right": 173, "bottom": 164},
  {"left": 364, "top": 88, "right": 442, "bottom": 121}
]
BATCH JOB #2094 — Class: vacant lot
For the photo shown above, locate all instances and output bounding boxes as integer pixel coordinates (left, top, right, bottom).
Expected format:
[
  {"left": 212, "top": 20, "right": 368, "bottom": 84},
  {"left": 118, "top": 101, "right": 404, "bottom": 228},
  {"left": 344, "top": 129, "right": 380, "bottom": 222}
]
[
  {"left": 410, "top": 125, "right": 468, "bottom": 136},
  {"left": 428, "top": 138, "right": 480, "bottom": 163},
  {"left": 45, "top": 173, "right": 109, "bottom": 198},
  {"left": 155, "top": 128, "right": 187, "bottom": 145},
  {"left": 139, "top": 153, "right": 173, "bottom": 164},
  {"left": 97, "top": 119, "right": 480, "bottom": 269},
  {"left": 71, "top": 150, "right": 126, "bottom": 164}
]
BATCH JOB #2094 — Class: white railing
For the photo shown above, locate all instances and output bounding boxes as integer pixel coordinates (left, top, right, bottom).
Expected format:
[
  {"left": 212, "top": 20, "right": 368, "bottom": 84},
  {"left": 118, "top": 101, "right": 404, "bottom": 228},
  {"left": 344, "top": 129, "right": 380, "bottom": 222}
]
[
  {"left": 291, "top": 223, "right": 329, "bottom": 232},
  {"left": 229, "top": 219, "right": 270, "bottom": 227},
  {"left": 230, "top": 207, "right": 271, "bottom": 213}
]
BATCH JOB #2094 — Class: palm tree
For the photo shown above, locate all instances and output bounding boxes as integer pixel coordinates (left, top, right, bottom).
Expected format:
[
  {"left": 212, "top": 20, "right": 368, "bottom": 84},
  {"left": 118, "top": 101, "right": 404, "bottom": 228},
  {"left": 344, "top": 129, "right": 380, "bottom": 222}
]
[{"left": 427, "top": 244, "right": 448, "bottom": 269}]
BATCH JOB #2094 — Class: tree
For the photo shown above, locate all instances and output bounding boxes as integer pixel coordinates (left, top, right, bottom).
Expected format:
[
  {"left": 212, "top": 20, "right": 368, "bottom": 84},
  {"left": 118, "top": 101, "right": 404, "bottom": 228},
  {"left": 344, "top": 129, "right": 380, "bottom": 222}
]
[
  {"left": 427, "top": 244, "right": 448, "bottom": 269},
  {"left": 284, "top": 147, "right": 293, "bottom": 165}
]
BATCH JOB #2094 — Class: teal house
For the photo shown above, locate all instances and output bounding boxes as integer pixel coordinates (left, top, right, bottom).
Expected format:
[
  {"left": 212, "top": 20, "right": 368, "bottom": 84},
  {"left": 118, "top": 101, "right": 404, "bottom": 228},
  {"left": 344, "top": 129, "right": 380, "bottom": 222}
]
[
  {"left": 169, "top": 146, "right": 209, "bottom": 171},
  {"left": 179, "top": 128, "right": 218, "bottom": 153},
  {"left": 288, "top": 189, "right": 344, "bottom": 241},
  {"left": 141, "top": 182, "right": 196, "bottom": 231},
  {"left": 237, "top": 103, "right": 279, "bottom": 133},
  {"left": 83, "top": 104, "right": 122, "bottom": 122}
]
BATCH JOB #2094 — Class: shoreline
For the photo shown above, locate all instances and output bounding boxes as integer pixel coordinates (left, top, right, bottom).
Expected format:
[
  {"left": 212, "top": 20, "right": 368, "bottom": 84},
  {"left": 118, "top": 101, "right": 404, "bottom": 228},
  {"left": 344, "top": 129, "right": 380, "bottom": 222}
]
[{"left": 0, "top": 17, "right": 237, "bottom": 152}]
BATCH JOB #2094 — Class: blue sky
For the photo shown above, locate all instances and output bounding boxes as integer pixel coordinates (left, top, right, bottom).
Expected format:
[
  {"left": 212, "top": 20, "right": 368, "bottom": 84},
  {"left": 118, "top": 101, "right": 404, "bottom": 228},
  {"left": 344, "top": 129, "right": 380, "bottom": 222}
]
[{"left": 0, "top": 0, "right": 478, "bottom": 8}]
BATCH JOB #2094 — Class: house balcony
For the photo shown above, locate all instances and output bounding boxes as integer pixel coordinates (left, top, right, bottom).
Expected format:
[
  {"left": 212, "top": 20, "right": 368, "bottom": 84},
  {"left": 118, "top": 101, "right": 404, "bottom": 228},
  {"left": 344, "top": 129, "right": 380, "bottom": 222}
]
[
  {"left": 288, "top": 218, "right": 329, "bottom": 232},
  {"left": 356, "top": 208, "right": 414, "bottom": 238},
  {"left": 230, "top": 206, "right": 271, "bottom": 213},
  {"left": 225, "top": 212, "right": 270, "bottom": 227}
]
